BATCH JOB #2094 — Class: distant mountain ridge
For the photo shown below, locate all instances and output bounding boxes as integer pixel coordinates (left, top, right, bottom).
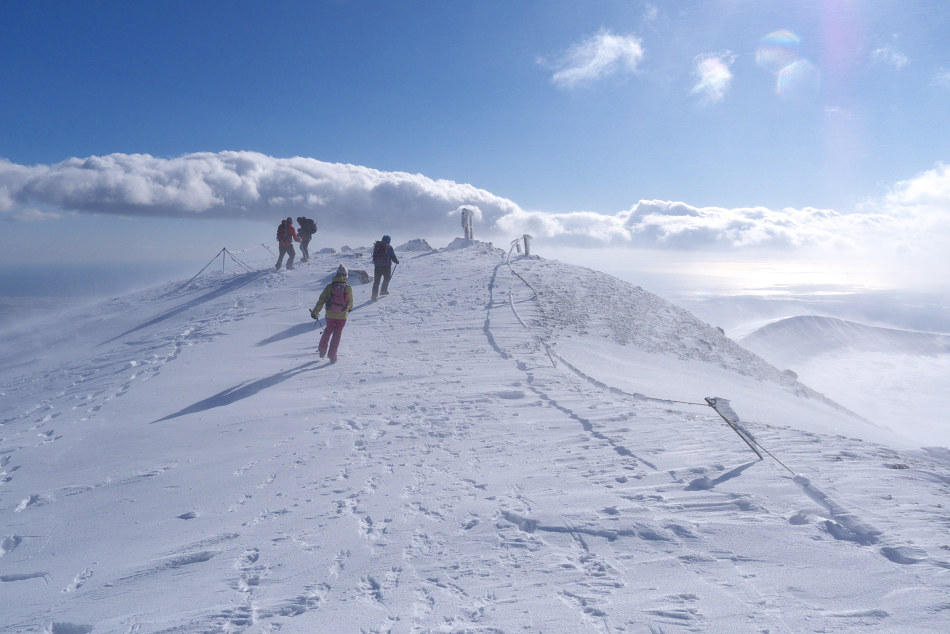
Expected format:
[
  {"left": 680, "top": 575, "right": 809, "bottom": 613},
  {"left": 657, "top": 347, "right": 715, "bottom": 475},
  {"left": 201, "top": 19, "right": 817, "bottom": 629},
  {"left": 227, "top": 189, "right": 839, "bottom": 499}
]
[{"left": 741, "top": 314, "right": 950, "bottom": 368}]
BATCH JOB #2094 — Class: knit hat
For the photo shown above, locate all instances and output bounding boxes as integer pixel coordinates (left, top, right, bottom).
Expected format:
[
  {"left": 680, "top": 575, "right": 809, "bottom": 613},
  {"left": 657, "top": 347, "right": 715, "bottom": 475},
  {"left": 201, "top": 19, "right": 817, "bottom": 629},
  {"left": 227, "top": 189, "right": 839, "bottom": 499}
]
[
  {"left": 336, "top": 264, "right": 348, "bottom": 278},
  {"left": 382, "top": 235, "right": 391, "bottom": 244}
]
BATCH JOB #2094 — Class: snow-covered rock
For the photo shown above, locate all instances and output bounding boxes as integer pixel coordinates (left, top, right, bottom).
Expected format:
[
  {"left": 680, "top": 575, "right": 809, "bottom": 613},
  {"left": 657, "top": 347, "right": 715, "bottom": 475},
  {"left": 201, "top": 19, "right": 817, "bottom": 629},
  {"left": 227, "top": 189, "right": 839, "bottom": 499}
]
[{"left": 396, "top": 238, "right": 434, "bottom": 252}]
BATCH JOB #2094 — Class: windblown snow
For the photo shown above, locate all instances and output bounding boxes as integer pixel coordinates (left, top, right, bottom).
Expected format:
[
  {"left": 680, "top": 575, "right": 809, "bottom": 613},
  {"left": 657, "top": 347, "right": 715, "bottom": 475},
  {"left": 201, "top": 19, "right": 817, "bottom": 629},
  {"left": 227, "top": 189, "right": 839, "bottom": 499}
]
[{"left": 1, "top": 239, "right": 948, "bottom": 633}]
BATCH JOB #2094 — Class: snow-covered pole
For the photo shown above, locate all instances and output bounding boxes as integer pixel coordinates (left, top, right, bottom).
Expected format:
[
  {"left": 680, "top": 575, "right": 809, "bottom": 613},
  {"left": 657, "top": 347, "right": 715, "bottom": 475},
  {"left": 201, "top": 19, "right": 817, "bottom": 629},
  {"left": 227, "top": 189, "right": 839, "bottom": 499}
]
[
  {"left": 705, "top": 397, "right": 763, "bottom": 460},
  {"left": 461, "top": 207, "right": 474, "bottom": 240},
  {"left": 523, "top": 234, "right": 532, "bottom": 256},
  {"left": 222, "top": 248, "right": 254, "bottom": 273},
  {"left": 174, "top": 248, "right": 227, "bottom": 293}
]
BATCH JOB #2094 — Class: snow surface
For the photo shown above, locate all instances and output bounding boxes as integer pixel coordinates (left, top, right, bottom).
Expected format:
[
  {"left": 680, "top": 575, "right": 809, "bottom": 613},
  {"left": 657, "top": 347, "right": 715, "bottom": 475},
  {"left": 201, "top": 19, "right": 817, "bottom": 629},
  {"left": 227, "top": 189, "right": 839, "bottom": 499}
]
[{"left": 2, "top": 239, "right": 949, "bottom": 633}]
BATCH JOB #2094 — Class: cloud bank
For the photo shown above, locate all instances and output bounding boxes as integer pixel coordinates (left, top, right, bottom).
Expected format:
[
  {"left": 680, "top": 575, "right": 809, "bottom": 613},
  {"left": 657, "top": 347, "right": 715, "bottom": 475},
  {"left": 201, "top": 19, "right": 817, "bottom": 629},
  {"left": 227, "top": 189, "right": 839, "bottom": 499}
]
[
  {"left": 0, "top": 151, "right": 520, "bottom": 231},
  {"left": 497, "top": 201, "right": 894, "bottom": 249},
  {"left": 1, "top": 152, "right": 947, "bottom": 257}
]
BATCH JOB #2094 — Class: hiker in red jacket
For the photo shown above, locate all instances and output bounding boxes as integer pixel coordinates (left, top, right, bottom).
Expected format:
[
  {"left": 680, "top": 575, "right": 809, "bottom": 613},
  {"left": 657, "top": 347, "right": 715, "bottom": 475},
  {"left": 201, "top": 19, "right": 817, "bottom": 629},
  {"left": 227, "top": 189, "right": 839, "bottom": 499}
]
[{"left": 275, "top": 217, "right": 301, "bottom": 270}]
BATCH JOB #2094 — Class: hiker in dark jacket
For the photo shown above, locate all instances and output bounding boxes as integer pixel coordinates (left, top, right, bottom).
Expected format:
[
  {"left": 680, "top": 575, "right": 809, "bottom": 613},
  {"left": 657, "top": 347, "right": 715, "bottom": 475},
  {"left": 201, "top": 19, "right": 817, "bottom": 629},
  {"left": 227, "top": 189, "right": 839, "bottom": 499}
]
[
  {"left": 275, "top": 217, "right": 300, "bottom": 270},
  {"left": 296, "top": 216, "right": 316, "bottom": 262},
  {"left": 371, "top": 234, "right": 399, "bottom": 301},
  {"left": 310, "top": 265, "right": 354, "bottom": 362}
]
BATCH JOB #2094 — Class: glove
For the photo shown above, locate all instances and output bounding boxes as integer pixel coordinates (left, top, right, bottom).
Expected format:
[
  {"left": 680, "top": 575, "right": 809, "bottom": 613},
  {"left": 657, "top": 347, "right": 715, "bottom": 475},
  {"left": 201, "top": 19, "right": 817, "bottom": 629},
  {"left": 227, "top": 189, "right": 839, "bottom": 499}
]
[{"left": 310, "top": 308, "right": 319, "bottom": 320}]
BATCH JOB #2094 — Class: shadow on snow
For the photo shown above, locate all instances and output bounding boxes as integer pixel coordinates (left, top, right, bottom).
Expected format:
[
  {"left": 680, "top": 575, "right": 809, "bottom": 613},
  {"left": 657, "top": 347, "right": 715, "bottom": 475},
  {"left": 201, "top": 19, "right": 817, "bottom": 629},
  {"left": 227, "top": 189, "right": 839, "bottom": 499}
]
[
  {"left": 257, "top": 321, "right": 319, "bottom": 347},
  {"left": 152, "top": 360, "right": 322, "bottom": 423}
]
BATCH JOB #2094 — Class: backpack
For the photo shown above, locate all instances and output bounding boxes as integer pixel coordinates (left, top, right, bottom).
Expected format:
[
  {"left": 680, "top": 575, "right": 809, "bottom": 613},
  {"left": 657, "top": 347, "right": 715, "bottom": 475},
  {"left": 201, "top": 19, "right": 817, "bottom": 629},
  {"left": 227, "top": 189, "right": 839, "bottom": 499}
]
[
  {"left": 277, "top": 222, "right": 286, "bottom": 241},
  {"left": 306, "top": 218, "right": 317, "bottom": 234},
  {"left": 372, "top": 240, "right": 389, "bottom": 266},
  {"left": 327, "top": 281, "right": 349, "bottom": 313}
]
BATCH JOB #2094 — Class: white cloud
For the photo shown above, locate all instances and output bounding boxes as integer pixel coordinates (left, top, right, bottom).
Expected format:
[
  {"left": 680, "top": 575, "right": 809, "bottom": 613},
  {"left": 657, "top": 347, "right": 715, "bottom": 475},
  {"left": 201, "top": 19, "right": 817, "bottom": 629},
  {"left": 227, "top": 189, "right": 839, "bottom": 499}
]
[
  {"left": 496, "top": 187, "right": 948, "bottom": 257},
  {"left": 881, "top": 163, "right": 950, "bottom": 223},
  {"left": 933, "top": 69, "right": 950, "bottom": 89},
  {"left": 872, "top": 43, "right": 909, "bottom": 69},
  {"left": 0, "top": 152, "right": 520, "bottom": 233},
  {"left": 1, "top": 207, "right": 62, "bottom": 222},
  {"left": 497, "top": 201, "right": 865, "bottom": 249},
  {"left": 2, "top": 153, "right": 946, "bottom": 259},
  {"left": 548, "top": 30, "right": 645, "bottom": 89},
  {"left": 824, "top": 106, "right": 855, "bottom": 119},
  {"left": 691, "top": 52, "right": 736, "bottom": 104}
]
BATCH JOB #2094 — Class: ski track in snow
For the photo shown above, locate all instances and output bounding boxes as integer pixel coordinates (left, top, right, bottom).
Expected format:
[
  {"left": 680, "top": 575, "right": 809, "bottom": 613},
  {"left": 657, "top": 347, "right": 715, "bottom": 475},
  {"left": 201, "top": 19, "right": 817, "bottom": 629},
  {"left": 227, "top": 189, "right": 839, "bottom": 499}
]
[{"left": 1, "top": 240, "right": 949, "bottom": 632}]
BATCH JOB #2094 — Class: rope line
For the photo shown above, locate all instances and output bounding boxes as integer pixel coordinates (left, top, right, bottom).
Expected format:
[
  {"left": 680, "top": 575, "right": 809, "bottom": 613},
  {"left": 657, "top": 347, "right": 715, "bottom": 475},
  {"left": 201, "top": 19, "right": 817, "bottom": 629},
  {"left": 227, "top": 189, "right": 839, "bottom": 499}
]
[
  {"left": 503, "top": 248, "right": 796, "bottom": 475},
  {"left": 223, "top": 248, "right": 255, "bottom": 273}
]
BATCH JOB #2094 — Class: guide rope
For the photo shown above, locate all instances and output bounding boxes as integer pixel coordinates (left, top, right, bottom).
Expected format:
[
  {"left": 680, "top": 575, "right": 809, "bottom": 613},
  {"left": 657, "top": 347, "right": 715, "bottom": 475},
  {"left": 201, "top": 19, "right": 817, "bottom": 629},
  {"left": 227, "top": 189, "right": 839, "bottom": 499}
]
[{"left": 503, "top": 248, "right": 796, "bottom": 475}]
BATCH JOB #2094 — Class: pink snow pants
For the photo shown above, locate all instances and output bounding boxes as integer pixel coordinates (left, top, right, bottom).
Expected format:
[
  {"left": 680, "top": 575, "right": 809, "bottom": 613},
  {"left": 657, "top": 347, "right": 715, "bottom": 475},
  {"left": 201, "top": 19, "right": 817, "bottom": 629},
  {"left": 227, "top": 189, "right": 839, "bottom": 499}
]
[{"left": 319, "top": 318, "right": 346, "bottom": 360}]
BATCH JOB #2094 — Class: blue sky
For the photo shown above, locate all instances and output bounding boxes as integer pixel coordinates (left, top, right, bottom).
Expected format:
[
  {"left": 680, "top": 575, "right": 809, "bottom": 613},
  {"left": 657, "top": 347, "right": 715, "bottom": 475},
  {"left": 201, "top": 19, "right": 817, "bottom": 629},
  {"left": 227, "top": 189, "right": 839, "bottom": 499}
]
[{"left": 1, "top": 0, "right": 949, "bottom": 292}]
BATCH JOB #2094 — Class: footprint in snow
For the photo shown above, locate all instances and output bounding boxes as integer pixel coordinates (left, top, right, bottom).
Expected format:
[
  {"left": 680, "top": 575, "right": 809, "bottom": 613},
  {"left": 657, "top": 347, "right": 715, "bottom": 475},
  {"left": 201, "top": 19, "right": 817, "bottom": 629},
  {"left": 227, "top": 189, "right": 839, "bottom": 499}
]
[
  {"left": 15, "top": 494, "right": 42, "bottom": 512},
  {"left": 63, "top": 567, "right": 94, "bottom": 593},
  {"left": 1, "top": 535, "right": 23, "bottom": 557}
]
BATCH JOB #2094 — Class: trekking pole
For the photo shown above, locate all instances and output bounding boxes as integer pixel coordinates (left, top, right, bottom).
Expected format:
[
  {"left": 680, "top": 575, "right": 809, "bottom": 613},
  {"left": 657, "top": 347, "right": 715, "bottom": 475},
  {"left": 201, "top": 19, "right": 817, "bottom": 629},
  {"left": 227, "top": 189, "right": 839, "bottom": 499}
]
[{"left": 391, "top": 262, "right": 398, "bottom": 278}]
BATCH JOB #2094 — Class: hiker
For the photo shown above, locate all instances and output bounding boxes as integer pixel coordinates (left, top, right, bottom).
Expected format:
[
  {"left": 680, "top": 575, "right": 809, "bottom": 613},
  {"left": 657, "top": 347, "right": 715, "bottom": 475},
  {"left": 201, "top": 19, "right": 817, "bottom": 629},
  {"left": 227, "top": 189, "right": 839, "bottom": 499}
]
[
  {"left": 275, "top": 217, "right": 300, "bottom": 270},
  {"left": 371, "top": 234, "right": 399, "bottom": 301},
  {"left": 296, "top": 216, "right": 317, "bottom": 262},
  {"left": 310, "top": 264, "right": 354, "bottom": 363}
]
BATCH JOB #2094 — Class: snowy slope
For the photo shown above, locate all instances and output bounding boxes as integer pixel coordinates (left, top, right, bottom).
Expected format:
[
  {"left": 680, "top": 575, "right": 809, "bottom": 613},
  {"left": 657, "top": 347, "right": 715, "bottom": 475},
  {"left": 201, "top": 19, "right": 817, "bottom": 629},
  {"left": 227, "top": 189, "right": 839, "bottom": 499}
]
[{"left": 1, "top": 240, "right": 949, "bottom": 633}]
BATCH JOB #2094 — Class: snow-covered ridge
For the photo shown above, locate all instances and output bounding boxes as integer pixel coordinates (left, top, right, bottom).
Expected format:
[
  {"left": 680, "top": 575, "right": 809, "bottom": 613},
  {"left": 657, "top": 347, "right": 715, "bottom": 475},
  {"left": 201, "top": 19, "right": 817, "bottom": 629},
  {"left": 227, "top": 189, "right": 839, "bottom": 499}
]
[
  {"left": 1, "top": 240, "right": 948, "bottom": 632},
  {"left": 518, "top": 257, "right": 799, "bottom": 381},
  {"left": 742, "top": 314, "right": 950, "bottom": 367}
]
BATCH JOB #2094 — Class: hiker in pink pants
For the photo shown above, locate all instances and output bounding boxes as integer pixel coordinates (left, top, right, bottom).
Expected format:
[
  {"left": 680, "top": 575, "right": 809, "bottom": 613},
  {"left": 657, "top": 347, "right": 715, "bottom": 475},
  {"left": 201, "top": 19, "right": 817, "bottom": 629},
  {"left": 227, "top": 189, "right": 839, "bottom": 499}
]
[{"left": 310, "top": 265, "right": 354, "bottom": 363}]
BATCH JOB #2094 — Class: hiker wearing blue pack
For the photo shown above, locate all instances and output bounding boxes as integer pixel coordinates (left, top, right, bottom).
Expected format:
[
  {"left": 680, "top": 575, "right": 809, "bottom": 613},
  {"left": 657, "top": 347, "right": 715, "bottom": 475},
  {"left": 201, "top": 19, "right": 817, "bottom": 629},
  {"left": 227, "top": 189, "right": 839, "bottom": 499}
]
[
  {"left": 371, "top": 235, "right": 399, "bottom": 301},
  {"left": 275, "top": 217, "right": 300, "bottom": 270},
  {"left": 310, "top": 265, "right": 354, "bottom": 363}
]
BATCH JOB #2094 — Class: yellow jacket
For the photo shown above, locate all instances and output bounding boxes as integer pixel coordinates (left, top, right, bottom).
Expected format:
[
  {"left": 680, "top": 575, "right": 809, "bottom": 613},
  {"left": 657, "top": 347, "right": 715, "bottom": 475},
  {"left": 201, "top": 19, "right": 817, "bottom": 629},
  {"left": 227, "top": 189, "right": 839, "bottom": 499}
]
[{"left": 311, "top": 275, "right": 354, "bottom": 320}]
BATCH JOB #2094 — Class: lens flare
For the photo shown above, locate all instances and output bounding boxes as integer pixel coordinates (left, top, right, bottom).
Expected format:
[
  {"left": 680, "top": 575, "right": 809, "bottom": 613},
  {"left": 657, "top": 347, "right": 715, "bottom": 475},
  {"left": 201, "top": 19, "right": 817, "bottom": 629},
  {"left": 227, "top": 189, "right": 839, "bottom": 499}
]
[
  {"left": 756, "top": 29, "right": 800, "bottom": 74},
  {"left": 777, "top": 59, "right": 822, "bottom": 98},
  {"left": 756, "top": 29, "right": 821, "bottom": 100}
]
